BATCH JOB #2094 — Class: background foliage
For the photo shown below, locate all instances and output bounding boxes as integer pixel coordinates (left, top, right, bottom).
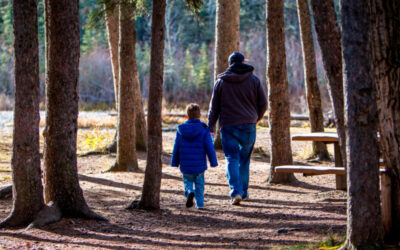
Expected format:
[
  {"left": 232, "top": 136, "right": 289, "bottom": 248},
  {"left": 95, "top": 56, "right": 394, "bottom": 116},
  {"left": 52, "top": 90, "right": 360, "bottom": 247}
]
[{"left": 0, "top": 0, "right": 339, "bottom": 113}]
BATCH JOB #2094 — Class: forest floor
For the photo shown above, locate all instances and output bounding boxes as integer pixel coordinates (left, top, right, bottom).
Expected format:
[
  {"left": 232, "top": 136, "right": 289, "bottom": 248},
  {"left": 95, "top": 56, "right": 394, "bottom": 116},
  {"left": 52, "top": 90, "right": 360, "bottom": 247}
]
[{"left": 0, "top": 115, "right": 348, "bottom": 249}]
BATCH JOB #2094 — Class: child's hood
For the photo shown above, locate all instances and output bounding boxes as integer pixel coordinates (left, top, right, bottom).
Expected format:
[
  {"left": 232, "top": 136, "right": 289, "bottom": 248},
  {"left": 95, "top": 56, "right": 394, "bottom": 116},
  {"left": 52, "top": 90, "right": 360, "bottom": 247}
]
[{"left": 177, "top": 119, "right": 208, "bottom": 141}]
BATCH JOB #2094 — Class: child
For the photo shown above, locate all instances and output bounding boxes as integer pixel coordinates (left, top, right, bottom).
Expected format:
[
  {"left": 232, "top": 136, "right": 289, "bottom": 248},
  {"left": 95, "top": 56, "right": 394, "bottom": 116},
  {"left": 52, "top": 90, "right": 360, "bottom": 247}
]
[{"left": 171, "top": 103, "right": 218, "bottom": 209}]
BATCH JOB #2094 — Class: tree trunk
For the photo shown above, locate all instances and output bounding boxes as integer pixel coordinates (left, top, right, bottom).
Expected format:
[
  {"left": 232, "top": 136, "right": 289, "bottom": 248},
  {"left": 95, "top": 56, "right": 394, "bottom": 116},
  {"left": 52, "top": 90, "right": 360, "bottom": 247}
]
[
  {"left": 341, "top": 0, "right": 383, "bottom": 248},
  {"left": 133, "top": 0, "right": 166, "bottom": 210},
  {"left": 296, "top": 0, "right": 329, "bottom": 161},
  {"left": 310, "top": 0, "right": 346, "bottom": 168},
  {"left": 0, "top": 0, "right": 44, "bottom": 228},
  {"left": 107, "top": 1, "right": 140, "bottom": 172},
  {"left": 212, "top": 0, "right": 240, "bottom": 149},
  {"left": 104, "top": 1, "right": 147, "bottom": 153},
  {"left": 104, "top": 0, "right": 119, "bottom": 107},
  {"left": 370, "top": 0, "right": 400, "bottom": 241},
  {"left": 43, "top": 0, "right": 105, "bottom": 220},
  {"left": 266, "top": 0, "right": 295, "bottom": 184}
]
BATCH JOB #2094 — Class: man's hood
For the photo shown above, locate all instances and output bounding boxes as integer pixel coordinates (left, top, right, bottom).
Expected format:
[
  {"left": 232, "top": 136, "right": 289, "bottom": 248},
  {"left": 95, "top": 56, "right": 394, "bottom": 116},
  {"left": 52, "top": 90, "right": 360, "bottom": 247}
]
[
  {"left": 177, "top": 119, "right": 206, "bottom": 141},
  {"left": 218, "top": 63, "right": 254, "bottom": 83}
]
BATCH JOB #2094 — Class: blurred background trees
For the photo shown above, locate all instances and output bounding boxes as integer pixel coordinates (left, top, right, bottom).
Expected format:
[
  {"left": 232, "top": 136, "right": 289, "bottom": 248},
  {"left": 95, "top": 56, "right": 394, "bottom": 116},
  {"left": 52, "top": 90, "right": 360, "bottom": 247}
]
[{"left": 0, "top": 0, "right": 337, "bottom": 112}]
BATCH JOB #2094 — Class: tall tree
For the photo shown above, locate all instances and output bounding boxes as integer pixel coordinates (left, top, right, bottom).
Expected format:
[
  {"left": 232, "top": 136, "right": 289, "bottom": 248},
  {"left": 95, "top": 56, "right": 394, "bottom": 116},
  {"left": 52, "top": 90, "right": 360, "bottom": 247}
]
[
  {"left": 266, "top": 0, "right": 295, "bottom": 184},
  {"left": 296, "top": 0, "right": 329, "bottom": 160},
  {"left": 341, "top": 0, "right": 383, "bottom": 247},
  {"left": 107, "top": 0, "right": 140, "bottom": 172},
  {"left": 43, "top": 0, "right": 105, "bottom": 220},
  {"left": 371, "top": 0, "right": 400, "bottom": 240},
  {"left": 0, "top": 0, "right": 44, "bottom": 228},
  {"left": 104, "top": 1, "right": 147, "bottom": 153},
  {"left": 104, "top": 0, "right": 119, "bottom": 109},
  {"left": 212, "top": 0, "right": 240, "bottom": 149},
  {"left": 129, "top": 0, "right": 167, "bottom": 210},
  {"left": 310, "top": 1, "right": 346, "bottom": 161},
  {"left": 310, "top": 0, "right": 346, "bottom": 189}
]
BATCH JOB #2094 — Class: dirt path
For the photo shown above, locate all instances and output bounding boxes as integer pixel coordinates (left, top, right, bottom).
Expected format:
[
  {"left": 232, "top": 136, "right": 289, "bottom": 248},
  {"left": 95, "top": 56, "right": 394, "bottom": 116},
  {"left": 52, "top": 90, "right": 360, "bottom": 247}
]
[{"left": 0, "top": 128, "right": 347, "bottom": 249}]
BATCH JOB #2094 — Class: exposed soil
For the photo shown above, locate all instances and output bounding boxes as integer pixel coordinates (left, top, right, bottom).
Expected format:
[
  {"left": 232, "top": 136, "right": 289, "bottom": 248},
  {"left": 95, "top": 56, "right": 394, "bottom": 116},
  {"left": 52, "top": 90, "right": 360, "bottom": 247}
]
[{"left": 0, "top": 127, "right": 348, "bottom": 249}]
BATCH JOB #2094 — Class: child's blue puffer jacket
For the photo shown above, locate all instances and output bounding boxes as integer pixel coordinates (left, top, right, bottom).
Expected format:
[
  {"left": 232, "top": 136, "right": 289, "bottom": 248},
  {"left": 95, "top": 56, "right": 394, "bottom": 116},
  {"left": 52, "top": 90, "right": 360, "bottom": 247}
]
[{"left": 171, "top": 119, "right": 218, "bottom": 174}]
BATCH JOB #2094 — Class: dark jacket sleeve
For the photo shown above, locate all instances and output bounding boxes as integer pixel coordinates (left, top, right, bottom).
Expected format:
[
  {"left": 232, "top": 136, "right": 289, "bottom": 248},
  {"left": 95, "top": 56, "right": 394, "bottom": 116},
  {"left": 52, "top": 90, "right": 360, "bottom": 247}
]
[
  {"left": 207, "top": 80, "right": 222, "bottom": 133},
  {"left": 256, "top": 79, "right": 268, "bottom": 121},
  {"left": 171, "top": 132, "right": 181, "bottom": 167},
  {"left": 204, "top": 131, "right": 218, "bottom": 167}
]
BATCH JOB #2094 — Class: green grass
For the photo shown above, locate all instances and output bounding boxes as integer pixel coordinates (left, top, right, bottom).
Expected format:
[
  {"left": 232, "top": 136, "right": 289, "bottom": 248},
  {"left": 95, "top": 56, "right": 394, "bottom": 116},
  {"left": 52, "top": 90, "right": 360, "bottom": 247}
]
[{"left": 273, "top": 233, "right": 345, "bottom": 250}]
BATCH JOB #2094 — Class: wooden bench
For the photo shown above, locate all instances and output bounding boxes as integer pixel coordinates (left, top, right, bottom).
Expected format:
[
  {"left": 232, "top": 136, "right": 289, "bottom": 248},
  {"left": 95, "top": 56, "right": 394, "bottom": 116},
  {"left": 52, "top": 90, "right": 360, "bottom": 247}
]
[
  {"left": 275, "top": 165, "right": 391, "bottom": 235},
  {"left": 275, "top": 165, "right": 387, "bottom": 176}
]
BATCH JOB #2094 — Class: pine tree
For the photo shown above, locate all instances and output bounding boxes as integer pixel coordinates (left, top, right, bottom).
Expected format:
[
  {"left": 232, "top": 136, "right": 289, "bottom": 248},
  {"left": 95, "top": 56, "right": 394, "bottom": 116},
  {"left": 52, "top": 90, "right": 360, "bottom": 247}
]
[
  {"left": 341, "top": 0, "right": 383, "bottom": 247},
  {"left": 106, "top": 0, "right": 139, "bottom": 171},
  {"left": 43, "top": 0, "right": 105, "bottom": 221},
  {"left": 128, "top": 0, "right": 167, "bottom": 210},
  {"left": 0, "top": 0, "right": 44, "bottom": 228},
  {"left": 296, "top": 0, "right": 329, "bottom": 160},
  {"left": 266, "top": 0, "right": 295, "bottom": 184}
]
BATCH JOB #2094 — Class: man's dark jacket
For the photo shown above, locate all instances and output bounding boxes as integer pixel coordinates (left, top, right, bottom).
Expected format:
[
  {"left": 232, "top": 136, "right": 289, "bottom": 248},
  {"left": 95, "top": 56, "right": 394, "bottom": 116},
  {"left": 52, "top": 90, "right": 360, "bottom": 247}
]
[{"left": 207, "top": 63, "right": 268, "bottom": 132}]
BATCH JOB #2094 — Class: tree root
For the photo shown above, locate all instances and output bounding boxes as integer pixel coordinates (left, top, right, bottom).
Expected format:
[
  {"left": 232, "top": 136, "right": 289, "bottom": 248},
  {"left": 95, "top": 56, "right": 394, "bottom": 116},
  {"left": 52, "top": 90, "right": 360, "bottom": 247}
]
[
  {"left": 125, "top": 200, "right": 140, "bottom": 210},
  {"left": 125, "top": 200, "right": 158, "bottom": 211},
  {"left": 104, "top": 140, "right": 117, "bottom": 153},
  {"left": 0, "top": 212, "right": 31, "bottom": 228},
  {"left": 24, "top": 202, "right": 107, "bottom": 231},
  {"left": 103, "top": 163, "right": 123, "bottom": 172},
  {"left": 25, "top": 202, "right": 62, "bottom": 230},
  {"left": 79, "top": 206, "right": 108, "bottom": 221},
  {"left": 103, "top": 162, "right": 141, "bottom": 173},
  {"left": 0, "top": 185, "right": 12, "bottom": 199}
]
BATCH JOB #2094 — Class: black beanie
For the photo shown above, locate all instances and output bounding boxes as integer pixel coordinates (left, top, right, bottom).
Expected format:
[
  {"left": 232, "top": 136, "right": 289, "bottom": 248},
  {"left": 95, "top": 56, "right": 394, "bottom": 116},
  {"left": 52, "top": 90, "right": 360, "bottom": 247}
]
[{"left": 228, "top": 52, "right": 244, "bottom": 65}]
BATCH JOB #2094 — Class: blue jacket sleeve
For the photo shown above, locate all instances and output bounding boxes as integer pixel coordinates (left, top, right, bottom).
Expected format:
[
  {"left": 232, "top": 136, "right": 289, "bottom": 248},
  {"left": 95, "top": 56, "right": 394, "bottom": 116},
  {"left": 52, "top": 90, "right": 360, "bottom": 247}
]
[
  {"left": 204, "top": 131, "right": 218, "bottom": 167},
  {"left": 171, "top": 132, "right": 180, "bottom": 167},
  {"left": 207, "top": 80, "right": 222, "bottom": 133}
]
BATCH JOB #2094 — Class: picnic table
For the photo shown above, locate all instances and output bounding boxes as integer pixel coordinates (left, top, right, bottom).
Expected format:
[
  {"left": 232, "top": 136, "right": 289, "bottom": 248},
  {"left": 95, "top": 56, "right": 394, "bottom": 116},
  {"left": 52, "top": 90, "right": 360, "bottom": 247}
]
[
  {"left": 291, "top": 132, "right": 346, "bottom": 190},
  {"left": 280, "top": 132, "right": 391, "bottom": 235}
]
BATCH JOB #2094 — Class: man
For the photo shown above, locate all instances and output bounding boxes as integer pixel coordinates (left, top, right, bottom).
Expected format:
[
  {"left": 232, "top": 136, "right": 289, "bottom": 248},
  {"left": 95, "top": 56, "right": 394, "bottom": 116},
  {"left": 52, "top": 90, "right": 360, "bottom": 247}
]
[{"left": 208, "top": 52, "right": 268, "bottom": 205}]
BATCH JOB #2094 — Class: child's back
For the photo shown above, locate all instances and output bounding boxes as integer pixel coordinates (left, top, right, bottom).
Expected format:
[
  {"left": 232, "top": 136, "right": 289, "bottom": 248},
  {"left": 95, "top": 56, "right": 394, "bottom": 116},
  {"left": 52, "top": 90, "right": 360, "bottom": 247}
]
[{"left": 171, "top": 118, "right": 218, "bottom": 173}]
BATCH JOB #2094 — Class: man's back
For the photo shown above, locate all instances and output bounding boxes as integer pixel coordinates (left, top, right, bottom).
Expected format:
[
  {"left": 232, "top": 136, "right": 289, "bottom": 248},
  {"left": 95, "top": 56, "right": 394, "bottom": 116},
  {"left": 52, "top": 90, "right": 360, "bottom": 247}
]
[{"left": 207, "top": 63, "right": 268, "bottom": 132}]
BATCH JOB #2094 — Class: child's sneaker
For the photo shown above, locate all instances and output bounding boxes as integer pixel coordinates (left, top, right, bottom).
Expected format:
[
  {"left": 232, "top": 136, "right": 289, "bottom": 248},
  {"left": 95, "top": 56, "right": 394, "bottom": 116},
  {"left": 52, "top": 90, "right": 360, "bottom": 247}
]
[
  {"left": 186, "top": 192, "right": 195, "bottom": 208},
  {"left": 231, "top": 194, "right": 242, "bottom": 205}
]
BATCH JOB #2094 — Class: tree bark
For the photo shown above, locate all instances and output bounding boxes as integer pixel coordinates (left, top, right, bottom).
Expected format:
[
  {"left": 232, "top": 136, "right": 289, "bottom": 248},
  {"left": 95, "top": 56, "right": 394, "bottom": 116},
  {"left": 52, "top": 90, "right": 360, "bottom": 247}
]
[
  {"left": 370, "top": 0, "right": 400, "bottom": 241},
  {"left": 104, "top": 1, "right": 147, "bottom": 153},
  {"left": 296, "top": 0, "right": 329, "bottom": 161},
  {"left": 266, "top": 0, "right": 295, "bottom": 184},
  {"left": 104, "top": 0, "right": 119, "bottom": 107},
  {"left": 212, "top": 0, "right": 240, "bottom": 149},
  {"left": 134, "top": 0, "right": 166, "bottom": 210},
  {"left": 43, "top": 0, "right": 105, "bottom": 220},
  {"left": 0, "top": 0, "right": 44, "bottom": 228},
  {"left": 107, "top": 1, "right": 140, "bottom": 172},
  {"left": 310, "top": 0, "right": 346, "bottom": 167},
  {"left": 341, "top": 0, "right": 383, "bottom": 248}
]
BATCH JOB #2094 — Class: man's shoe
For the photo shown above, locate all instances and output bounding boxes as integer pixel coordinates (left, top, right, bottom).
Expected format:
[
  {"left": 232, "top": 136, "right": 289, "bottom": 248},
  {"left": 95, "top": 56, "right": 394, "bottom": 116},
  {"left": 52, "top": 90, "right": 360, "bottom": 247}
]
[
  {"left": 231, "top": 194, "right": 242, "bottom": 205},
  {"left": 242, "top": 195, "right": 249, "bottom": 201},
  {"left": 186, "top": 192, "right": 195, "bottom": 208}
]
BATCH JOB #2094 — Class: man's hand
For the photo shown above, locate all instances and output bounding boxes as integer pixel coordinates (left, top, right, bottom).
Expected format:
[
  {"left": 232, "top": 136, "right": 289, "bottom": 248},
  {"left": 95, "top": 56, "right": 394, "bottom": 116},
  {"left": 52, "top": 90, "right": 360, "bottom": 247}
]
[{"left": 211, "top": 132, "right": 215, "bottom": 139}]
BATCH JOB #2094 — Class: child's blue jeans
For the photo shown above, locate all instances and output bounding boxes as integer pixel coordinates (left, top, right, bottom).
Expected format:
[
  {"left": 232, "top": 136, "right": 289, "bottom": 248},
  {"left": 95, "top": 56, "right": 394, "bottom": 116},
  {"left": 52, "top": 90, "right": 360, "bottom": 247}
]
[
  {"left": 182, "top": 172, "right": 205, "bottom": 208},
  {"left": 220, "top": 123, "right": 256, "bottom": 199}
]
